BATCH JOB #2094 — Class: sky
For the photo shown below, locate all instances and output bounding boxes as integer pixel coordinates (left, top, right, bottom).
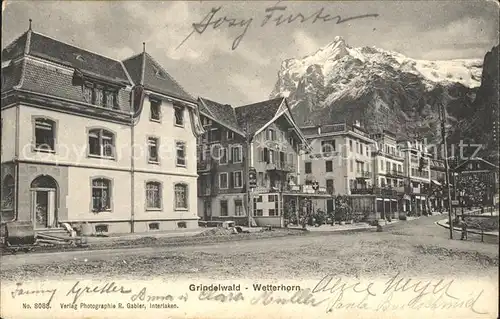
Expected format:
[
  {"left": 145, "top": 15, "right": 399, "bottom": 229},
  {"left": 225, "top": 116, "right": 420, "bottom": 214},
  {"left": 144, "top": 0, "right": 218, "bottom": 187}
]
[{"left": 2, "top": 0, "right": 499, "bottom": 106}]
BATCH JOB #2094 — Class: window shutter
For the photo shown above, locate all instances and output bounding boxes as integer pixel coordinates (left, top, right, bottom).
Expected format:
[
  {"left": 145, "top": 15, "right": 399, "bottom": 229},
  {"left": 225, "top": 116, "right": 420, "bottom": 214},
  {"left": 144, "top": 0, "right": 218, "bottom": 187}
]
[{"left": 263, "top": 148, "right": 269, "bottom": 163}]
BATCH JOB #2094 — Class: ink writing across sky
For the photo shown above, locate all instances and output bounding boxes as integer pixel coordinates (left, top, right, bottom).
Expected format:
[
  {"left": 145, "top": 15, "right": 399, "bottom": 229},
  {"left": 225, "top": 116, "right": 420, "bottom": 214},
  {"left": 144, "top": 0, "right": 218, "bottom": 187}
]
[{"left": 177, "top": 2, "right": 380, "bottom": 51}]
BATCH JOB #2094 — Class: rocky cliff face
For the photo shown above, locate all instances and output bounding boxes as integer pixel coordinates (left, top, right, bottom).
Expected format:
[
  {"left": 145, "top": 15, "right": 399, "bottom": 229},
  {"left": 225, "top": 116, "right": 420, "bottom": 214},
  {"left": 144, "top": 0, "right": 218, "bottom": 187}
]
[
  {"left": 452, "top": 45, "right": 499, "bottom": 160},
  {"left": 270, "top": 37, "right": 487, "bottom": 144}
]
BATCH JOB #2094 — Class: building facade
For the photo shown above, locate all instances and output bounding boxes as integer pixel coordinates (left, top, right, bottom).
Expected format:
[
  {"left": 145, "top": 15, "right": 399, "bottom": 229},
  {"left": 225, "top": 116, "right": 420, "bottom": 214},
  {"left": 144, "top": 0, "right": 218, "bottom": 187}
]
[
  {"left": 196, "top": 97, "right": 329, "bottom": 227},
  {"left": 1, "top": 28, "right": 203, "bottom": 234}
]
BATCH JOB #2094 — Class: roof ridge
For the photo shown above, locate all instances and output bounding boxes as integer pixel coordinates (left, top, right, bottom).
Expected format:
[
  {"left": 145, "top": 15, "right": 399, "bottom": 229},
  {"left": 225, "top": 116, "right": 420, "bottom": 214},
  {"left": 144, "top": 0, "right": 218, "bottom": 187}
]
[
  {"left": 234, "top": 96, "right": 284, "bottom": 109},
  {"left": 29, "top": 31, "right": 126, "bottom": 63},
  {"left": 122, "top": 52, "right": 143, "bottom": 63},
  {"left": 144, "top": 52, "right": 195, "bottom": 100},
  {"left": 198, "top": 97, "right": 217, "bottom": 118},
  {"left": 2, "top": 31, "right": 28, "bottom": 56}
]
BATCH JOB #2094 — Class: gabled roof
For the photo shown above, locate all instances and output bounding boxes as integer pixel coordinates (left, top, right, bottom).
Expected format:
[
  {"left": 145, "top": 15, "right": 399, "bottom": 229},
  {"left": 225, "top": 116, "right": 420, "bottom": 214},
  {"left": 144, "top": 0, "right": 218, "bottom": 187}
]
[
  {"left": 28, "top": 31, "right": 129, "bottom": 83},
  {"left": 454, "top": 157, "right": 499, "bottom": 171},
  {"left": 198, "top": 97, "right": 244, "bottom": 135},
  {"left": 234, "top": 97, "right": 284, "bottom": 136},
  {"left": 122, "top": 51, "right": 195, "bottom": 103},
  {"left": 2, "top": 32, "right": 28, "bottom": 62}
]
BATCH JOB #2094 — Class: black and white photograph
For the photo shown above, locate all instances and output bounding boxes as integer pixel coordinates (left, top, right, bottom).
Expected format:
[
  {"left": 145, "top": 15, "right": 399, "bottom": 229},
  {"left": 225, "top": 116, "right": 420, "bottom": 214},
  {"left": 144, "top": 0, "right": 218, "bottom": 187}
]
[{"left": 1, "top": 1, "right": 499, "bottom": 318}]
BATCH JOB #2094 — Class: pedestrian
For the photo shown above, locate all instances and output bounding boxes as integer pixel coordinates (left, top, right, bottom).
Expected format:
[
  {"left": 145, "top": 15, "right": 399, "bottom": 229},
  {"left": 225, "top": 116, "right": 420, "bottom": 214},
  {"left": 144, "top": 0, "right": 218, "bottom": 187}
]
[{"left": 460, "top": 217, "right": 468, "bottom": 240}]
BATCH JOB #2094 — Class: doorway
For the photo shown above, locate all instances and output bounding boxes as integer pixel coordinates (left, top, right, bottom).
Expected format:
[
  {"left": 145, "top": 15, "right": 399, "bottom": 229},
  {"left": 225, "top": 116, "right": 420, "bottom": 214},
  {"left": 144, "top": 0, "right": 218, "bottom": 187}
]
[
  {"left": 30, "top": 175, "right": 58, "bottom": 229},
  {"left": 203, "top": 200, "right": 211, "bottom": 220}
]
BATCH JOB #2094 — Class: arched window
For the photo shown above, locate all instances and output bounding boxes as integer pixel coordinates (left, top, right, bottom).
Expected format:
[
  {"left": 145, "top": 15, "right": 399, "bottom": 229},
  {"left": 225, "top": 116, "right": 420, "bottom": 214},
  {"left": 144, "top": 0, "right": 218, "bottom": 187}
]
[
  {"left": 1, "top": 175, "right": 15, "bottom": 214},
  {"left": 34, "top": 118, "right": 56, "bottom": 151},
  {"left": 88, "top": 129, "right": 115, "bottom": 158},
  {"left": 146, "top": 181, "right": 162, "bottom": 210},
  {"left": 31, "top": 175, "right": 57, "bottom": 189},
  {"left": 91, "top": 178, "right": 111, "bottom": 212},
  {"left": 174, "top": 183, "right": 188, "bottom": 210}
]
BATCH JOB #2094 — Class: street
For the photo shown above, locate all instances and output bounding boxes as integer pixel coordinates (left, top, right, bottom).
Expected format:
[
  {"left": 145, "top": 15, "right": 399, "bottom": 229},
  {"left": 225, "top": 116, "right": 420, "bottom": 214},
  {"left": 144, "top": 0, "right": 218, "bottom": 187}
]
[{"left": 1, "top": 215, "right": 497, "bottom": 282}]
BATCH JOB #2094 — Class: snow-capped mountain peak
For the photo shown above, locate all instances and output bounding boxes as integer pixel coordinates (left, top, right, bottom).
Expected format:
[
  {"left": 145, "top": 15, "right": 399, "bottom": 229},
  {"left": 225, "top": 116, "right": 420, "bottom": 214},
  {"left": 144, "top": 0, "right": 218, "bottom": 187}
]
[{"left": 270, "top": 37, "right": 487, "bottom": 141}]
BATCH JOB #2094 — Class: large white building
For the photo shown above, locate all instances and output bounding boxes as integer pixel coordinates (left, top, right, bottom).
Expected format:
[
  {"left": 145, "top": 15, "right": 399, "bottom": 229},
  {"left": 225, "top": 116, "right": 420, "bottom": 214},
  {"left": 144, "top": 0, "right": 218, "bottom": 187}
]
[{"left": 1, "top": 27, "right": 203, "bottom": 234}]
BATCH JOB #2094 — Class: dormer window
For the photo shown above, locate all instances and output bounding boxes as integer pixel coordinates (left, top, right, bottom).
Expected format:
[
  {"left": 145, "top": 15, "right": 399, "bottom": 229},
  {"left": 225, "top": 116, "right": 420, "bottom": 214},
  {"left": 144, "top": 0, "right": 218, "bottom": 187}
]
[
  {"left": 94, "top": 86, "right": 104, "bottom": 106},
  {"left": 150, "top": 99, "right": 161, "bottom": 122},
  {"left": 82, "top": 82, "right": 118, "bottom": 109},
  {"left": 174, "top": 105, "right": 184, "bottom": 126}
]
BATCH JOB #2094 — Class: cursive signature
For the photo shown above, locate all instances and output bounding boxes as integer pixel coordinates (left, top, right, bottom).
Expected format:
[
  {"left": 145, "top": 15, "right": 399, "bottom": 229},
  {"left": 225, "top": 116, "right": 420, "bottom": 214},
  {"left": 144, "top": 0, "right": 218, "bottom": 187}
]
[
  {"left": 11, "top": 282, "right": 57, "bottom": 307},
  {"left": 312, "top": 275, "right": 377, "bottom": 312},
  {"left": 178, "top": 1, "right": 379, "bottom": 50},
  {"left": 251, "top": 288, "right": 329, "bottom": 307},
  {"left": 66, "top": 281, "right": 132, "bottom": 304}
]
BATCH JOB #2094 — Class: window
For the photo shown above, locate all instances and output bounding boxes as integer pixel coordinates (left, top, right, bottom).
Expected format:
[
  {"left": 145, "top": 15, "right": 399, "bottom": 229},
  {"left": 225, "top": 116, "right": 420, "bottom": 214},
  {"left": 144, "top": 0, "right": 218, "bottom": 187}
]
[
  {"left": 94, "top": 87, "right": 104, "bottom": 106},
  {"left": 177, "top": 222, "right": 187, "bottom": 228},
  {"left": 254, "top": 209, "right": 263, "bottom": 216},
  {"left": 95, "top": 224, "right": 109, "bottom": 233},
  {"left": 88, "top": 129, "right": 114, "bottom": 158},
  {"left": 148, "top": 137, "right": 159, "bottom": 163},
  {"left": 325, "top": 161, "right": 333, "bottom": 172},
  {"left": 356, "top": 141, "right": 359, "bottom": 153},
  {"left": 91, "top": 178, "right": 111, "bottom": 212},
  {"left": 83, "top": 85, "right": 93, "bottom": 103},
  {"left": 209, "top": 128, "right": 221, "bottom": 142},
  {"left": 146, "top": 181, "right": 162, "bottom": 210},
  {"left": 220, "top": 200, "right": 228, "bottom": 216},
  {"left": 174, "top": 183, "right": 188, "bottom": 210},
  {"left": 380, "top": 160, "right": 384, "bottom": 170},
  {"left": 305, "top": 162, "right": 312, "bottom": 174},
  {"left": 149, "top": 222, "right": 160, "bottom": 230},
  {"left": 321, "top": 140, "right": 336, "bottom": 153},
  {"left": 105, "top": 90, "right": 116, "bottom": 109},
  {"left": 174, "top": 106, "right": 184, "bottom": 126},
  {"left": 1, "top": 175, "right": 15, "bottom": 221},
  {"left": 380, "top": 178, "right": 386, "bottom": 187},
  {"left": 349, "top": 140, "right": 353, "bottom": 152},
  {"left": 231, "top": 171, "right": 242, "bottom": 188},
  {"left": 267, "top": 129, "right": 276, "bottom": 141},
  {"left": 227, "top": 131, "right": 234, "bottom": 140},
  {"left": 235, "top": 199, "right": 243, "bottom": 216},
  {"left": 231, "top": 145, "right": 242, "bottom": 163},
  {"left": 326, "top": 179, "right": 334, "bottom": 194},
  {"left": 150, "top": 99, "right": 161, "bottom": 121},
  {"left": 360, "top": 143, "right": 364, "bottom": 155},
  {"left": 176, "top": 141, "right": 186, "bottom": 166},
  {"left": 34, "top": 118, "right": 56, "bottom": 151},
  {"left": 268, "top": 195, "right": 276, "bottom": 202},
  {"left": 219, "top": 173, "right": 228, "bottom": 189},
  {"left": 269, "top": 209, "right": 276, "bottom": 216},
  {"left": 219, "top": 147, "right": 227, "bottom": 164},
  {"left": 398, "top": 164, "right": 402, "bottom": 172}
]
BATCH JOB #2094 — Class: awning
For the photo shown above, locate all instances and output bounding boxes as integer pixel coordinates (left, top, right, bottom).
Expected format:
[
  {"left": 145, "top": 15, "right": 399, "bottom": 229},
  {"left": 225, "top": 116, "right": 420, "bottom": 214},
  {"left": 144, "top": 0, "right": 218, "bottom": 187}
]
[
  {"left": 432, "top": 180, "right": 442, "bottom": 186},
  {"left": 384, "top": 198, "right": 391, "bottom": 202},
  {"left": 376, "top": 198, "right": 383, "bottom": 201},
  {"left": 391, "top": 199, "right": 397, "bottom": 202}
]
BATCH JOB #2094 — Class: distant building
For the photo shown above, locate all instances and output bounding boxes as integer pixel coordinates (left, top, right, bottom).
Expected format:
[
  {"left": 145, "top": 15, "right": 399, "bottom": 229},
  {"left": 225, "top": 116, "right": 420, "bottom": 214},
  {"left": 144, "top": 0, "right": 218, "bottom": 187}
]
[{"left": 1, "top": 27, "right": 203, "bottom": 234}]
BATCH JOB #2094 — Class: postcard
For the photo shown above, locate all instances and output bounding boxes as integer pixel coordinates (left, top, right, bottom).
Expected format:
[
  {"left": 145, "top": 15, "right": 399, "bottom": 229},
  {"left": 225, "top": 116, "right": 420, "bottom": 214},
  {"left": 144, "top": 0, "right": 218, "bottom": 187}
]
[{"left": 1, "top": 1, "right": 499, "bottom": 318}]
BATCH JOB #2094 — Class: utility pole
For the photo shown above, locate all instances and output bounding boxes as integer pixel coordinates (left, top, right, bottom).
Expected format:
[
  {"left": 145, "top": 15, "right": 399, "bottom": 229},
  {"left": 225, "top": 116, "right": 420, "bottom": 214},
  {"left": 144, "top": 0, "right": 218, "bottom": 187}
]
[
  {"left": 244, "top": 122, "right": 253, "bottom": 227},
  {"left": 439, "top": 102, "right": 454, "bottom": 239}
]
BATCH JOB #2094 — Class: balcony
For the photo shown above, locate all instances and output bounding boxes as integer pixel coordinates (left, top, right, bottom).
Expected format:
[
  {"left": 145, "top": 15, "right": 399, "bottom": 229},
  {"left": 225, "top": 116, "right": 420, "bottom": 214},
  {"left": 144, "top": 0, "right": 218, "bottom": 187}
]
[
  {"left": 356, "top": 171, "right": 371, "bottom": 179},
  {"left": 266, "top": 162, "right": 294, "bottom": 172},
  {"left": 350, "top": 186, "right": 397, "bottom": 196},
  {"left": 386, "top": 170, "right": 404, "bottom": 177}
]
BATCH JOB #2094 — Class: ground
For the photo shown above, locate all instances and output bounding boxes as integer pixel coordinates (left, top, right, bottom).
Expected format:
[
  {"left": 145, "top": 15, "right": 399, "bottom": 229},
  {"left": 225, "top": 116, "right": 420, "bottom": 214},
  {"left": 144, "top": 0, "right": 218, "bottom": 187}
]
[{"left": 1, "top": 215, "right": 498, "bottom": 281}]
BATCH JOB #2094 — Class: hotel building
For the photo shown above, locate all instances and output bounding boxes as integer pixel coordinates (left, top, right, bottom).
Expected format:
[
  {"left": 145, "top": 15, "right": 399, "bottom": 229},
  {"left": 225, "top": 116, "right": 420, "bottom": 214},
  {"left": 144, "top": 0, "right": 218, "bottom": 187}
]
[{"left": 1, "top": 27, "right": 203, "bottom": 234}]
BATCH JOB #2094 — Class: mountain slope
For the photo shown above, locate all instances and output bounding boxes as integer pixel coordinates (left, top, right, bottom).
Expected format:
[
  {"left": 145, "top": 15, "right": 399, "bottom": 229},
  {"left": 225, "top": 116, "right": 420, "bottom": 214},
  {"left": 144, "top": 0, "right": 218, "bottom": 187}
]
[{"left": 270, "top": 37, "right": 485, "bottom": 143}]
